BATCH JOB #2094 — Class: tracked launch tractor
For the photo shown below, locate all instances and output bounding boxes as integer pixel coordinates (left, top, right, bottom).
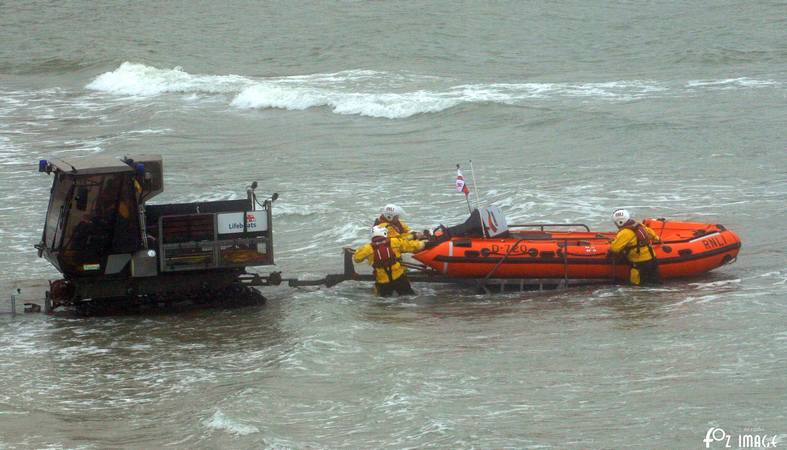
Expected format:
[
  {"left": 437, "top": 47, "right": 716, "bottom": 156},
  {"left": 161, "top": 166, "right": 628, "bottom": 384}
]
[{"left": 35, "top": 154, "right": 280, "bottom": 314}]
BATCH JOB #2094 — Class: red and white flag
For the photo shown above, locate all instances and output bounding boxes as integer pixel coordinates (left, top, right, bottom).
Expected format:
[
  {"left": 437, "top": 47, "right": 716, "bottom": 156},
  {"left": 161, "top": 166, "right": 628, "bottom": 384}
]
[{"left": 456, "top": 168, "right": 470, "bottom": 196}]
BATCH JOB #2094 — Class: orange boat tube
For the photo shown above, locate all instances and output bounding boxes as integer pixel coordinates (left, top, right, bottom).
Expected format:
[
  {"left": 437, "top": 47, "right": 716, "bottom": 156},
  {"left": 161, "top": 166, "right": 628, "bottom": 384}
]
[{"left": 412, "top": 219, "right": 741, "bottom": 281}]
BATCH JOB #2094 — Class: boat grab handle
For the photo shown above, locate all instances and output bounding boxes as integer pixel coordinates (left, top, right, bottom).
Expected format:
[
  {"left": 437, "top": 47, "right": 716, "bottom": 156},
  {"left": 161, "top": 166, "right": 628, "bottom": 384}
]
[{"left": 509, "top": 223, "right": 591, "bottom": 232}]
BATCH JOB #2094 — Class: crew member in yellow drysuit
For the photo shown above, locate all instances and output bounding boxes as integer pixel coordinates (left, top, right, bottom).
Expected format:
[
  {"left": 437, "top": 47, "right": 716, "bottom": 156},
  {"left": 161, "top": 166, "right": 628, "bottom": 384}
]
[
  {"left": 373, "top": 204, "right": 425, "bottom": 240},
  {"left": 608, "top": 209, "right": 661, "bottom": 285},
  {"left": 352, "top": 225, "right": 425, "bottom": 296}
]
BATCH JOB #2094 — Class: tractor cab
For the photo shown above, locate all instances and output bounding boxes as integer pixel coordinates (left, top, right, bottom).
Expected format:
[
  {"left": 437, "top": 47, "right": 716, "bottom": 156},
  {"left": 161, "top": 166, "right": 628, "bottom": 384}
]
[{"left": 37, "top": 155, "right": 159, "bottom": 278}]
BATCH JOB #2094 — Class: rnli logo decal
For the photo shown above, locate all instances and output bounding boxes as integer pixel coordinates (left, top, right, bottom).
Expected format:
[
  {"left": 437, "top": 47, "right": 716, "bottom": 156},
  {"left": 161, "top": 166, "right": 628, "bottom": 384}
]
[{"left": 246, "top": 213, "right": 257, "bottom": 229}]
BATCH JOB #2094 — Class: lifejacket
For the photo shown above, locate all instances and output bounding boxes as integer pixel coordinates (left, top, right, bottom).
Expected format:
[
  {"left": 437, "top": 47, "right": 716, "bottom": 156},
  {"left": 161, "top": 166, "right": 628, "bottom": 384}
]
[
  {"left": 622, "top": 221, "right": 655, "bottom": 257},
  {"left": 374, "top": 215, "right": 405, "bottom": 234},
  {"left": 371, "top": 236, "right": 398, "bottom": 281}
]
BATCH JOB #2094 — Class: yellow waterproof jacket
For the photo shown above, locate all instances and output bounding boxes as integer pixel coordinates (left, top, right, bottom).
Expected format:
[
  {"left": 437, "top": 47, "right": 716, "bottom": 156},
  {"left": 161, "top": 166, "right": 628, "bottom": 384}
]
[
  {"left": 118, "top": 200, "right": 132, "bottom": 220},
  {"left": 375, "top": 217, "right": 413, "bottom": 240},
  {"left": 353, "top": 237, "right": 425, "bottom": 283},
  {"left": 609, "top": 225, "right": 660, "bottom": 263}
]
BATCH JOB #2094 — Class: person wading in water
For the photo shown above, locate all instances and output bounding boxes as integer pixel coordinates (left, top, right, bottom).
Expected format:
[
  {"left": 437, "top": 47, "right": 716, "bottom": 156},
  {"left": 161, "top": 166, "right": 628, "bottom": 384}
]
[
  {"left": 608, "top": 209, "right": 661, "bottom": 285},
  {"left": 352, "top": 225, "right": 425, "bottom": 296}
]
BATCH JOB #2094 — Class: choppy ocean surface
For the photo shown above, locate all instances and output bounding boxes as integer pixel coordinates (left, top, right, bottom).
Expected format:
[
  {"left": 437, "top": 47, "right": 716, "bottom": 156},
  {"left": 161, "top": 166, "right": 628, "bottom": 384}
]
[{"left": 1, "top": 1, "right": 786, "bottom": 448}]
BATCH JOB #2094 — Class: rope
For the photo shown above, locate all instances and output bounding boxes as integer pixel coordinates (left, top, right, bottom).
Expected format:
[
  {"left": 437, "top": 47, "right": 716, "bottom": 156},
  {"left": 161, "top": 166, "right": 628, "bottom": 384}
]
[{"left": 483, "top": 238, "right": 527, "bottom": 282}]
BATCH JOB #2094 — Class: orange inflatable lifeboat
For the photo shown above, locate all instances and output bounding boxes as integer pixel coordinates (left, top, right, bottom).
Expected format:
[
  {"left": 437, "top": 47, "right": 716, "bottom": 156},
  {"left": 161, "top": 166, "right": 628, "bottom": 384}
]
[{"left": 413, "top": 208, "right": 741, "bottom": 282}]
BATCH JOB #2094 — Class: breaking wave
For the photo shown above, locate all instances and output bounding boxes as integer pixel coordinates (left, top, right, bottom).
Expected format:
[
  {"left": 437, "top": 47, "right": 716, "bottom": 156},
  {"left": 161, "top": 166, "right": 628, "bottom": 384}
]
[
  {"left": 86, "top": 62, "right": 249, "bottom": 96},
  {"left": 86, "top": 62, "right": 784, "bottom": 119},
  {"left": 231, "top": 85, "right": 461, "bottom": 119}
]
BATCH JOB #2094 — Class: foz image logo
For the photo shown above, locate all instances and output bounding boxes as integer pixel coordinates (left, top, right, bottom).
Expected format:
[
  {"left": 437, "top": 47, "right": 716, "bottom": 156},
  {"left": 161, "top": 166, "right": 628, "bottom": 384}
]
[
  {"left": 705, "top": 428, "right": 731, "bottom": 448},
  {"left": 704, "top": 427, "right": 778, "bottom": 448}
]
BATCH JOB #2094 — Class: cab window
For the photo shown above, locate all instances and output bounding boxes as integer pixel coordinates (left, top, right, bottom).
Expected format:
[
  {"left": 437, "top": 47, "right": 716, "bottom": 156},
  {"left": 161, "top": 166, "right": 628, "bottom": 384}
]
[
  {"left": 111, "top": 176, "right": 141, "bottom": 252},
  {"left": 44, "top": 173, "right": 71, "bottom": 250},
  {"left": 62, "top": 175, "right": 119, "bottom": 252}
]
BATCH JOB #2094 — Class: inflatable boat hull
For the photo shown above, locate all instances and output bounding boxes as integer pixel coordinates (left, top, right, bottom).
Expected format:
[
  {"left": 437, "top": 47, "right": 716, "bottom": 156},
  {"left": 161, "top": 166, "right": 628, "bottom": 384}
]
[{"left": 413, "top": 219, "right": 741, "bottom": 281}]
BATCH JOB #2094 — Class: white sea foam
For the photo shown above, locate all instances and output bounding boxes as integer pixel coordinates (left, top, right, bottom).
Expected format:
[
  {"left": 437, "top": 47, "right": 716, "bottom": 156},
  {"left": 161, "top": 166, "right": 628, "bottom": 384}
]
[
  {"left": 84, "top": 63, "right": 785, "bottom": 119},
  {"left": 231, "top": 79, "right": 670, "bottom": 117},
  {"left": 686, "top": 77, "right": 780, "bottom": 89},
  {"left": 204, "top": 410, "right": 259, "bottom": 435},
  {"left": 273, "top": 201, "right": 332, "bottom": 217},
  {"left": 0, "top": 136, "right": 22, "bottom": 165},
  {"left": 86, "top": 62, "right": 250, "bottom": 96},
  {"left": 680, "top": 294, "right": 722, "bottom": 304},
  {"left": 314, "top": 221, "right": 368, "bottom": 244},
  {"left": 688, "top": 279, "right": 741, "bottom": 289},
  {"left": 231, "top": 85, "right": 461, "bottom": 118},
  {"left": 455, "top": 80, "right": 668, "bottom": 101},
  {"left": 124, "top": 128, "right": 172, "bottom": 135}
]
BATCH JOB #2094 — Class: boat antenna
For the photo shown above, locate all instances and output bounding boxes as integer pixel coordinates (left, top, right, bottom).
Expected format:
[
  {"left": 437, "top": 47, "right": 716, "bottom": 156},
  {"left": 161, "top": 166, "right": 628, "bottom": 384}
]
[
  {"left": 469, "top": 159, "right": 481, "bottom": 209},
  {"left": 469, "top": 160, "right": 487, "bottom": 238}
]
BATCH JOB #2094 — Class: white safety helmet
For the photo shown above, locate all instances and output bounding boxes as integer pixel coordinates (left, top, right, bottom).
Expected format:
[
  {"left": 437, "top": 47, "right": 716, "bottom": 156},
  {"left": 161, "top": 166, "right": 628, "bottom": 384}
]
[
  {"left": 372, "top": 225, "right": 389, "bottom": 238},
  {"left": 381, "top": 204, "right": 405, "bottom": 221},
  {"left": 612, "top": 209, "right": 631, "bottom": 227}
]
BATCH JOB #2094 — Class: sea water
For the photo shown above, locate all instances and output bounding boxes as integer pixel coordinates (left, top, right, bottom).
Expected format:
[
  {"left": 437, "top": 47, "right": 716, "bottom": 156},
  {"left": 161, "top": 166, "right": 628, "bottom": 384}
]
[{"left": 1, "top": 1, "right": 785, "bottom": 448}]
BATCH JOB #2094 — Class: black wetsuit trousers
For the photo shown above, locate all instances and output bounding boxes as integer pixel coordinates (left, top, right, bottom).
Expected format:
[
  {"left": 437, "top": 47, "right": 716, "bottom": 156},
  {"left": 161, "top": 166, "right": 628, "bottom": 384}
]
[
  {"left": 633, "top": 259, "right": 661, "bottom": 285},
  {"left": 375, "top": 275, "right": 416, "bottom": 297}
]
